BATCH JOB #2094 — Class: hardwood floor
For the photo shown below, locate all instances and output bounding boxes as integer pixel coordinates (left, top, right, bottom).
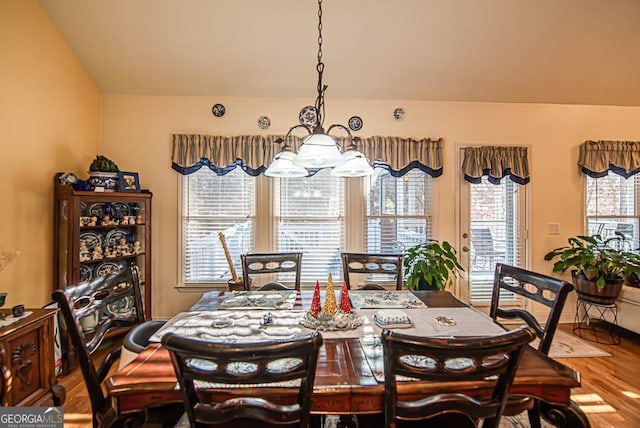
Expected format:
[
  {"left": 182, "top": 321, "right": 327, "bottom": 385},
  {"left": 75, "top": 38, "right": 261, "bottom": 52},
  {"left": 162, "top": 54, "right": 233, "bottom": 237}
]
[{"left": 57, "top": 324, "right": 640, "bottom": 427}]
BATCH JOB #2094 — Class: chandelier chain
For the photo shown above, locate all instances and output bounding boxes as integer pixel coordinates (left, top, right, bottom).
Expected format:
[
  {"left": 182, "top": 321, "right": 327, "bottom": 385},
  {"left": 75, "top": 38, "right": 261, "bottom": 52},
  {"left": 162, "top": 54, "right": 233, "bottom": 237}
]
[{"left": 315, "top": 0, "right": 326, "bottom": 127}]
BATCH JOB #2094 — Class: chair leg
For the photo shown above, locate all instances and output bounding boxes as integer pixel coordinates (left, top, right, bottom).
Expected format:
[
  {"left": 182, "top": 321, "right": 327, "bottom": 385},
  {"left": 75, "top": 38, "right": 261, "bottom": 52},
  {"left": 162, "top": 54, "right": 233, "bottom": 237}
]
[{"left": 527, "top": 401, "right": 542, "bottom": 428}]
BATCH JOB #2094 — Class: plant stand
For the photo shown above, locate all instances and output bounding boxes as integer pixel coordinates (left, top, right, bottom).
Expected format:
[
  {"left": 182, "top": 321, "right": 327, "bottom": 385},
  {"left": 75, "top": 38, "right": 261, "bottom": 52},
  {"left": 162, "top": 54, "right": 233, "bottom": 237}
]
[{"left": 573, "top": 298, "right": 621, "bottom": 345}]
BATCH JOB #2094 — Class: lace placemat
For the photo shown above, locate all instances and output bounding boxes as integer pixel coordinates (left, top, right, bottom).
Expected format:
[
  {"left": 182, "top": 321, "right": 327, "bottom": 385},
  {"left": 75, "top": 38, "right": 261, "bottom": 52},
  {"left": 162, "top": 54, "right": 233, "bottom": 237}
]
[
  {"left": 0, "top": 311, "right": 33, "bottom": 328},
  {"left": 349, "top": 290, "right": 426, "bottom": 309},
  {"left": 219, "top": 290, "right": 297, "bottom": 310}
]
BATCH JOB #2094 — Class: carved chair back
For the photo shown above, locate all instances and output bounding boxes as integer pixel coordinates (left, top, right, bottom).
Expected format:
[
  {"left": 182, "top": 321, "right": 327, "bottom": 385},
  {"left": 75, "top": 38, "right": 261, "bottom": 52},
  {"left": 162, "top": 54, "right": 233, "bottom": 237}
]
[
  {"left": 162, "top": 331, "right": 323, "bottom": 428},
  {"left": 341, "top": 253, "right": 403, "bottom": 290},
  {"left": 52, "top": 265, "right": 144, "bottom": 427},
  {"left": 382, "top": 326, "right": 535, "bottom": 428},
  {"left": 241, "top": 252, "right": 303, "bottom": 290}
]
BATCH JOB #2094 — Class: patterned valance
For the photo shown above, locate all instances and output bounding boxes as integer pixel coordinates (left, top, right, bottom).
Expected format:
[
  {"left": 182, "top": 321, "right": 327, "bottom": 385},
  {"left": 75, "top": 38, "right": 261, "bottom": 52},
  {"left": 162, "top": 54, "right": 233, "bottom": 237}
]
[
  {"left": 578, "top": 140, "right": 640, "bottom": 178},
  {"left": 461, "top": 146, "right": 529, "bottom": 185},
  {"left": 171, "top": 134, "right": 443, "bottom": 177}
]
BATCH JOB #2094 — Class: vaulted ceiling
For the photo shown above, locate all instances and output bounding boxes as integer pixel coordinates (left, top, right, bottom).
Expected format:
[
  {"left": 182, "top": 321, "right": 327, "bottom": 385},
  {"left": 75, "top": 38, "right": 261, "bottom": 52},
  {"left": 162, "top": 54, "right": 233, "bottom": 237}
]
[{"left": 39, "top": 0, "right": 640, "bottom": 106}]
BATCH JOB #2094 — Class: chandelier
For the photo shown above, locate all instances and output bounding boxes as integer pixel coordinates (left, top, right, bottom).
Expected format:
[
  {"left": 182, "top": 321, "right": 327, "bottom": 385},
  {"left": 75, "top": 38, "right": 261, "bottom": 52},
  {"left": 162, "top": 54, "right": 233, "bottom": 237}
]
[{"left": 265, "top": 0, "right": 373, "bottom": 178}]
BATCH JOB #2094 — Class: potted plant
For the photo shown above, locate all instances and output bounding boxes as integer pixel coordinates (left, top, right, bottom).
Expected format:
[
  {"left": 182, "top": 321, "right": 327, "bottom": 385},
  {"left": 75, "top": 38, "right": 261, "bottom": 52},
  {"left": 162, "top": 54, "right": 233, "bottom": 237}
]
[
  {"left": 88, "top": 155, "right": 119, "bottom": 191},
  {"left": 403, "top": 240, "right": 464, "bottom": 290},
  {"left": 544, "top": 234, "right": 640, "bottom": 304}
]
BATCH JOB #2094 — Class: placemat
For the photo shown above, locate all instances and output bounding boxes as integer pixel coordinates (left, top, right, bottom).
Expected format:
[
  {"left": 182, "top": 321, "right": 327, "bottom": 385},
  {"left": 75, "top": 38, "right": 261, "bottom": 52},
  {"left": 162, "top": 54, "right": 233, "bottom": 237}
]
[
  {"left": 349, "top": 290, "right": 426, "bottom": 309},
  {"left": 219, "top": 290, "right": 297, "bottom": 310}
]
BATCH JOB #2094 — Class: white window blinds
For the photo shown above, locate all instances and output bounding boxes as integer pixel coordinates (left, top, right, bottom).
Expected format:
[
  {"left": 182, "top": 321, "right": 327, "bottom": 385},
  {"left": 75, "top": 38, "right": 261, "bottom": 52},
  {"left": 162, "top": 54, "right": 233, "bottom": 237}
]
[
  {"left": 181, "top": 168, "right": 254, "bottom": 283},
  {"left": 365, "top": 169, "right": 432, "bottom": 253},
  {"left": 469, "top": 177, "right": 523, "bottom": 303},
  {"left": 586, "top": 174, "right": 640, "bottom": 251},
  {"left": 275, "top": 169, "right": 345, "bottom": 283}
]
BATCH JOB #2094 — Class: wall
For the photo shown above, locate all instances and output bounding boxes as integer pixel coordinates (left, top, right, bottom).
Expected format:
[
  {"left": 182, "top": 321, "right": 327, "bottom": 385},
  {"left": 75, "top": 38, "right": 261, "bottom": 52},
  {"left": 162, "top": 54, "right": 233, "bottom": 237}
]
[
  {"left": 0, "top": 0, "right": 100, "bottom": 307},
  {"left": 101, "top": 95, "right": 640, "bottom": 318}
]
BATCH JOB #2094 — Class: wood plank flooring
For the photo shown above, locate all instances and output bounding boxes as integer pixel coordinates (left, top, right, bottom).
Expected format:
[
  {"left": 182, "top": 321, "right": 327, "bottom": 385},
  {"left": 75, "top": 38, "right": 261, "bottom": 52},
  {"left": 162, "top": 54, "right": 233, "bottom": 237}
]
[{"left": 57, "top": 324, "right": 640, "bottom": 427}]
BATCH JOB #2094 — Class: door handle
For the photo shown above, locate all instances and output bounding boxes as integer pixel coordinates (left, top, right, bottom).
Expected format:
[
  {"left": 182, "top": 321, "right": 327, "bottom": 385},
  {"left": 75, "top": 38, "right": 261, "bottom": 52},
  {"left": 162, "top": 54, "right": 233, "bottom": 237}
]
[{"left": 462, "top": 246, "right": 470, "bottom": 252}]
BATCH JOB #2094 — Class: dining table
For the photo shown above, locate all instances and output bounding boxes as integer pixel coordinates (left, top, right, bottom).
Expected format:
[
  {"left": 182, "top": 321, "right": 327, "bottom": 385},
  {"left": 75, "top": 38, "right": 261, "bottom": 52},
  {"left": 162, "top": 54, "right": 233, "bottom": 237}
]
[{"left": 106, "top": 289, "right": 590, "bottom": 427}]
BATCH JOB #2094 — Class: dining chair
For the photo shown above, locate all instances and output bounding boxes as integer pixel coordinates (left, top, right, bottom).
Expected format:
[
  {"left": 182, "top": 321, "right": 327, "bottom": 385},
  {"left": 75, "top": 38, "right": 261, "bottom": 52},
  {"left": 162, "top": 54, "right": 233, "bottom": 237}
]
[
  {"left": 241, "top": 252, "right": 303, "bottom": 290},
  {"left": 341, "top": 252, "right": 403, "bottom": 290},
  {"left": 490, "top": 263, "right": 574, "bottom": 428},
  {"left": 382, "top": 326, "right": 535, "bottom": 428},
  {"left": 162, "top": 331, "right": 323, "bottom": 428},
  {"left": 52, "top": 266, "right": 146, "bottom": 427}
]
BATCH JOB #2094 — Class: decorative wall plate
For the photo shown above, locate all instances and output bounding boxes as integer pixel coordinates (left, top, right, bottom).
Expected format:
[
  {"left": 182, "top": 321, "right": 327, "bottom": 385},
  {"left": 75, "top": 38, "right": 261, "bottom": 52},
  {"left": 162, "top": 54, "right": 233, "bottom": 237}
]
[
  {"left": 105, "top": 229, "right": 130, "bottom": 248},
  {"left": 80, "top": 231, "right": 102, "bottom": 251},
  {"left": 110, "top": 202, "right": 130, "bottom": 219},
  {"left": 298, "top": 106, "right": 318, "bottom": 127},
  {"left": 80, "top": 265, "right": 93, "bottom": 282},
  {"left": 257, "top": 115, "right": 271, "bottom": 129},
  {"left": 348, "top": 116, "right": 363, "bottom": 131},
  {"left": 393, "top": 107, "right": 405, "bottom": 120},
  {"left": 86, "top": 203, "right": 108, "bottom": 218},
  {"left": 211, "top": 103, "right": 226, "bottom": 117},
  {"left": 95, "top": 261, "right": 123, "bottom": 277}
]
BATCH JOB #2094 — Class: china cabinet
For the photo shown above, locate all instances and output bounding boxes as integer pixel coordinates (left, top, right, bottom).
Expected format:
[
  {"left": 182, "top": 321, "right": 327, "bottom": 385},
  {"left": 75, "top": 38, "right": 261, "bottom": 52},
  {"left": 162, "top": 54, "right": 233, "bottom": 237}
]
[{"left": 53, "top": 173, "right": 152, "bottom": 319}]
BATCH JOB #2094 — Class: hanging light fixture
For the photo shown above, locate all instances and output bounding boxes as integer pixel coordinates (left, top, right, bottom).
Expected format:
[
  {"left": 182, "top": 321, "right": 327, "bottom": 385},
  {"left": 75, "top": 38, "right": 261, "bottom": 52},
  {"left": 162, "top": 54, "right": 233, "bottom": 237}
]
[{"left": 265, "top": 0, "right": 373, "bottom": 178}]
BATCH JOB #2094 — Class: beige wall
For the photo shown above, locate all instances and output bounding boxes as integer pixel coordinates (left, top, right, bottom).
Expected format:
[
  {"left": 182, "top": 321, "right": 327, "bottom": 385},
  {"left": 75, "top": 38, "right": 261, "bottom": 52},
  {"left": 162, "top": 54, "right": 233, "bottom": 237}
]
[
  {"left": 101, "top": 95, "right": 640, "bottom": 318},
  {"left": 0, "top": 0, "right": 100, "bottom": 307}
]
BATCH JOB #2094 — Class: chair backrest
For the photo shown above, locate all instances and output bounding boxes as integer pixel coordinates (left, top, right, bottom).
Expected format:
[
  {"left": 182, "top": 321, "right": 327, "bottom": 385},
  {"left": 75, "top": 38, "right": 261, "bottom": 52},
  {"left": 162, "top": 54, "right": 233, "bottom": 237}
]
[
  {"left": 162, "top": 332, "right": 323, "bottom": 428},
  {"left": 341, "top": 253, "right": 403, "bottom": 290},
  {"left": 490, "top": 263, "right": 574, "bottom": 355},
  {"left": 382, "top": 326, "right": 535, "bottom": 428},
  {"left": 52, "top": 265, "right": 144, "bottom": 426},
  {"left": 241, "top": 252, "right": 303, "bottom": 290}
]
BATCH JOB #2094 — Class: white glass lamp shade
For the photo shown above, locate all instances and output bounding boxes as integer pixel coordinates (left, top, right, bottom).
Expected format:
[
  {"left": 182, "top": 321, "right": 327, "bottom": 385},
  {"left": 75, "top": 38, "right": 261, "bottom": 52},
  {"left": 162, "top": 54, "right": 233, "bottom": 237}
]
[
  {"left": 331, "top": 148, "right": 374, "bottom": 177},
  {"left": 293, "top": 133, "right": 345, "bottom": 168},
  {"left": 265, "top": 150, "right": 309, "bottom": 177}
]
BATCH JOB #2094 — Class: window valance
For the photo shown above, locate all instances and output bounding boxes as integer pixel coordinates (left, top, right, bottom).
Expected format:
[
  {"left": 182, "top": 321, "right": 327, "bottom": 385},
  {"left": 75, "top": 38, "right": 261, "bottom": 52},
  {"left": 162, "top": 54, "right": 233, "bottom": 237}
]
[
  {"left": 461, "top": 146, "right": 529, "bottom": 185},
  {"left": 171, "top": 134, "right": 443, "bottom": 178},
  {"left": 578, "top": 140, "right": 640, "bottom": 178}
]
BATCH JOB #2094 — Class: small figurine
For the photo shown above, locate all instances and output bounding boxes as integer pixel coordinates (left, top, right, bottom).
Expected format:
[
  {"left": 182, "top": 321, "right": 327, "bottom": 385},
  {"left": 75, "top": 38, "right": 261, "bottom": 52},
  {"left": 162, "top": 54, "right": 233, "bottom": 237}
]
[
  {"left": 79, "top": 241, "right": 91, "bottom": 262},
  {"left": 136, "top": 214, "right": 143, "bottom": 224},
  {"left": 92, "top": 246, "right": 103, "bottom": 260},
  {"left": 132, "top": 241, "right": 141, "bottom": 255},
  {"left": 129, "top": 216, "right": 136, "bottom": 225},
  {"left": 117, "top": 238, "right": 129, "bottom": 256},
  {"left": 104, "top": 247, "right": 113, "bottom": 258},
  {"left": 87, "top": 216, "right": 97, "bottom": 227},
  {"left": 101, "top": 215, "right": 111, "bottom": 226}
]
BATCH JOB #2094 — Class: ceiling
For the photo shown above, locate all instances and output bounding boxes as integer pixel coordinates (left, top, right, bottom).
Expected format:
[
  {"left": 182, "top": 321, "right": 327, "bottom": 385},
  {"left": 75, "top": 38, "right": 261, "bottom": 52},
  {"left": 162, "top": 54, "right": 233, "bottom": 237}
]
[{"left": 38, "top": 0, "right": 640, "bottom": 106}]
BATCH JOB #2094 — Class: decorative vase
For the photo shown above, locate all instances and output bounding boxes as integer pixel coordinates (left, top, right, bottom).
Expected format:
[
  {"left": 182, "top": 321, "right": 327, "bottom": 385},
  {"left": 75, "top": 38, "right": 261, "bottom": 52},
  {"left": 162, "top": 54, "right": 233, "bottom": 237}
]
[
  {"left": 88, "top": 171, "right": 119, "bottom": 191},
  {"left": 572, "top": 271, "right": 623, "bottom": 305}
]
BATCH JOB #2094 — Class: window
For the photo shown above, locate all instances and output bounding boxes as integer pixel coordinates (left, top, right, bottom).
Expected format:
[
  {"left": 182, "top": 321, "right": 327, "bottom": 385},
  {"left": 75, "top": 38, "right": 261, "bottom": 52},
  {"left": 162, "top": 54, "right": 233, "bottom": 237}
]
[
  {"left": 585, "top": 174, "right": 640, "bottom": 250},
  {"left": 180, "top": 168, "right": 433, "bottom": 287},
  {"left": 365, "top": 169, "right": 432, "bottom": 252},
  {"left": 181, "top": 168, "right": 254, "bottom": 283},
  {"left": 275, "top": 170, "right": 345, "bottom": 282}
]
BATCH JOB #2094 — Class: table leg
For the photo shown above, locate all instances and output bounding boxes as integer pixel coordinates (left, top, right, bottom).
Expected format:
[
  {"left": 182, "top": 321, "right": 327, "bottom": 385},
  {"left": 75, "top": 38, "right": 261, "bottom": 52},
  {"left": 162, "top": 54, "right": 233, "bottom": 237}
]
[{"left": 539, "top": 399, "right": 591, "bottom": 427}]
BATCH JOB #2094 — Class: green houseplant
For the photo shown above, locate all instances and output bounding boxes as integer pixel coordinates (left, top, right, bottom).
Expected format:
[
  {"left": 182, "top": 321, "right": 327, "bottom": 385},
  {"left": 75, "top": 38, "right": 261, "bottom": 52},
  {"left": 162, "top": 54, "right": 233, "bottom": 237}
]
[
  {"left": 544, "top": 234, "right": 640, "bottom": 304},
  {"left": 88, "top": 155, "right": 120, "bottom": 191},
  {"left": 403, "top": 240, "right": 464, "bottom": 290}
]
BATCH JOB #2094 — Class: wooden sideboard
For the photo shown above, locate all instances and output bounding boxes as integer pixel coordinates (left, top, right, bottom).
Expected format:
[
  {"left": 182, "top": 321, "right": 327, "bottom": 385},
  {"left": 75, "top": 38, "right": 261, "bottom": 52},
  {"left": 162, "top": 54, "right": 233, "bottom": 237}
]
[{"left": 0, "top": 309, "right": 65, "bottom": 406}]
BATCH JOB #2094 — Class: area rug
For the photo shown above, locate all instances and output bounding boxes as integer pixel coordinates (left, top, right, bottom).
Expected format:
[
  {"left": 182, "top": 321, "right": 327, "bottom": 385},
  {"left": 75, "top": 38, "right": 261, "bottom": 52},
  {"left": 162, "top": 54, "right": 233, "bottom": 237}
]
[{"left": 546, "top": 329, "right": 611, "bottom": 358}]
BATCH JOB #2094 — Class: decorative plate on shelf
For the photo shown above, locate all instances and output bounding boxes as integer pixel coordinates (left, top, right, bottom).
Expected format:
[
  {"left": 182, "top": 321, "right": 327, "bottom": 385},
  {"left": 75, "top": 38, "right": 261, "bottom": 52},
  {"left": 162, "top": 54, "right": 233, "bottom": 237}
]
[
  {"left": 80, "top": 231, "right": 102, "bottom": 251},
  {"left": 94, "top": 261, "right": 124, "bottom": 277},
  {"left": 106, "top": 296, "right": 135, "bottom": 318},
  {"left": 298, "top": 106, "right": 318, "bottom": 127},
  {"left": 79, "top": 265, "right": 93, "bottom": 282},
  {"left": 110, "top": 202, "right": 130, "bottom": 219},
  {"left": 105, "top": 229, "right": 130, "bottom": 248},
  {"left": 86, "top": 202, "right": 108, "bottom": 218}
]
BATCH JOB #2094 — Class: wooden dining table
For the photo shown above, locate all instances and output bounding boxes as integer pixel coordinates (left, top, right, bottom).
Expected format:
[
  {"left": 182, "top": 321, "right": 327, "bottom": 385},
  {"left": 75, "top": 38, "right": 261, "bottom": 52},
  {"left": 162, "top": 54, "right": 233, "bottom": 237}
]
[{"left": 106, "top": 290, "right": 590, "bottom": 427}]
